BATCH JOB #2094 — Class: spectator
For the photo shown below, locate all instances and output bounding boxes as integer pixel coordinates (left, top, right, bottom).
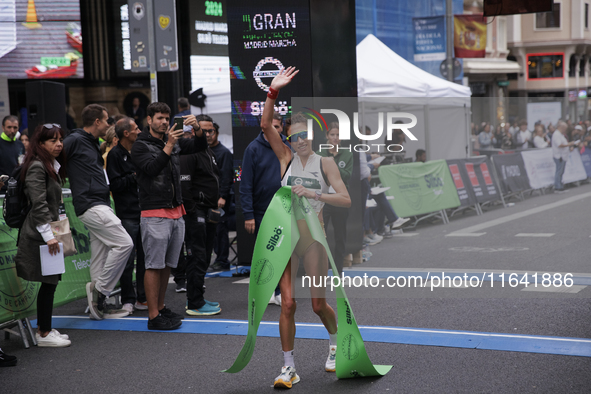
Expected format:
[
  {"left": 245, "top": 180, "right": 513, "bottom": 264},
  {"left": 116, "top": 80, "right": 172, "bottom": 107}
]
[
  {"left": 415, "top": 149, "right": 426, "bottom": 163},
  {"left": 478, "top": 123, "right": 493, "bottom": 149},
  {"left": 127, "top": 97, "right": 145, "bottom": 129},
  {"left": 131, "top": 102, "right": 207, "bottom": 330},
  {"left": 106, "top": 117, "right": 147, "bottom": 314},
  {"left": 493, "top": 125, "right": 504, "bottom": 148},
  {"left": 179, "top": 115, "right": 222, "bottom": 316},
  {"left": 101, "top": 126, "right": 119, "bottom": 168},
  {"left": 552, "top": 120, "right": 577, "bottom": 193},
  {"left": 176, "top": 97, "right": 191, "bottom": 118},
  {"left": 208, "top": 122, "right": 234, "bottom": 272},
  {"left": 19, "top": 129, "right": 29, "bottom": 151},
  {"left": 572, "top": 125, "right": 584, "bottom": 143},
  {"left": 64, "top": 104, "right": 134, "bottom": 320},
  {"left": 515, "top": 119, "right": 532, "bottom": 149},
  {"left": 533, "top": 124, "right": 549, "bottom": 148},
  {"left": 319, "top": 122, "right": 353, "bottom": 274},
  {"left": 239, "top": 111, "right": 290, "bottom": 306},
  {"left": 14, "top": 124, "right": 71, "bottom": 347},
  {"left": 0, "top": 115, "right": 24, "bottom": 193}
]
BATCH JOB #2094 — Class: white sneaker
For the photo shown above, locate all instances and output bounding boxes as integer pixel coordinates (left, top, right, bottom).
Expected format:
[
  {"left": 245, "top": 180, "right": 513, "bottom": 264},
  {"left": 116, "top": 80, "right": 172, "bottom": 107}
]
[
  {"left": 122, "top": 303, "right": 134, "bottom": 315},
  {"left": 269, "top": 294, "right": 276, "bottom": 305},
  {"left": 50, "top": 329, "right": 69, "bottom": 340},
  {"left": 103, "top": 306, "right": 130, "bottom": 319},
  {"left": 325, "top": 345, "right": 337, "bottom": 372},
  {"left": 274, "top": 366, "right": 300, "bottom": 388},
  {"left": 274, "top": 294, "right": 282, "bottom": 306},
  {"left": 370, "top": 233, "right": 383, "bottom": 244},
  {"left": 36, "top": 330, "right": 71, "bottom": 347},
  {"left": 391, "top": 217, "right": 410, "bottom": 228},
  {"left": 363, "top": 235, "right": 380, "bottom": 246},
  {"left": 134, "top": 301, "right": 148, "bottom": 310}
]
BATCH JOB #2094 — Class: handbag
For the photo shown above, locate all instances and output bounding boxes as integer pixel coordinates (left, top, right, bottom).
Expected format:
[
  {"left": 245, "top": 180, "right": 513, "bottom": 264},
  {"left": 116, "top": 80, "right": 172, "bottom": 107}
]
[{"left": 49, "top": 218, "right": 77, "bottom": 257}]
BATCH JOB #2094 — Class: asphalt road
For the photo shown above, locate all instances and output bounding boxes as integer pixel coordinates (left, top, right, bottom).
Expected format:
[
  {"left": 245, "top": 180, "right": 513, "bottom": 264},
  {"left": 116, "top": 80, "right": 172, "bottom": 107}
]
[{"left": 2, "top": 183, "right": 591, "bottom": 393}]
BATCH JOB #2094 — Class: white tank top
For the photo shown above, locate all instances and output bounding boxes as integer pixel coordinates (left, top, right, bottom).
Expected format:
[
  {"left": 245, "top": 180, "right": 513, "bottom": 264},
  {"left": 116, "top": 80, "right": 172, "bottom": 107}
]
[{"left": 281, "top": 153, "right": 329, "bottom": 213}]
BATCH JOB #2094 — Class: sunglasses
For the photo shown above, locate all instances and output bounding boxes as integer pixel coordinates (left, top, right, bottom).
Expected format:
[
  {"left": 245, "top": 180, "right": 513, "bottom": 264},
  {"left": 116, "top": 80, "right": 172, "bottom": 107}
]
[
  {"left": 43, "top": 123, "right": 61, "bottom": 129},
  {"left": 287, "top": 131, "right": 309, "bottom": 141}
]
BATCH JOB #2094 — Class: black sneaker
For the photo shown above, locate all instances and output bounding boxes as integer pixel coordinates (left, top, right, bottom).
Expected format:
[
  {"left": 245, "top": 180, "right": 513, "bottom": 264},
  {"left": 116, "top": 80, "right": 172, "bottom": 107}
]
[
  {"left": 159, "top": 306, "right": 184, "bottom": 322},
  {"left": 0, "top": 348, "right": 17, "bottom": 367},
  {"left": 210, "top": 262, "right": 231, "bottom": 271},
  {"left": 97, "top": 291, "right": 106, "bottom": 314},
  {"left": 147, "top": 314, "right": 182, "bottom": 330},
  {"left": 175, "top": 279, "right": 187, "bottom": 293}
]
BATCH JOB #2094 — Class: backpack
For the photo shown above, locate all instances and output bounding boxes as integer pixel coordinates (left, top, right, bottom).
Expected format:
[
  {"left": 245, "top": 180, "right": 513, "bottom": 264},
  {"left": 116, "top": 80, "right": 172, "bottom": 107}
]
[{"left": 2, "top": 166, "right": 31, "bottom": 228}]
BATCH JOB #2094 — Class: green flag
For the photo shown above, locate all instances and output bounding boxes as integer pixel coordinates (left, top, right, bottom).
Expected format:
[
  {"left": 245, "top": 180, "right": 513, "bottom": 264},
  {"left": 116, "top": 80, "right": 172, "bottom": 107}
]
[{"left": 224, "top": 186, "right": 391, "bottom": 378}]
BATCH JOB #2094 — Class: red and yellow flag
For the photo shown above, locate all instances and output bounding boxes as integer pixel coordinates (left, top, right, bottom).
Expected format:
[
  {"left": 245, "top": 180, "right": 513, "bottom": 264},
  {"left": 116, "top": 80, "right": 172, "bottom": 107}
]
[{"left": 454, "top": 14, "right": 486, "bottom": 58}]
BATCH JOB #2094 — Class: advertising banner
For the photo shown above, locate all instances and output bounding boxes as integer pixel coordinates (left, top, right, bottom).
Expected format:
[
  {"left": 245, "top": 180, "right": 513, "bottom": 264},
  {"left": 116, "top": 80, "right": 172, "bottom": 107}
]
[
  {"left": 447, "top": 156, "right": 500, "bottom": 206},
  {"left": 491, "top": 153, "right": 530, "bottom": 194},
  {"left": 453, "top": 14, "right": 486, "bottom": 58},
  {"left": 0, "top": 194, "right": 91, "bottom": 324},
  {"left": 412, "top": 16, "right": 445, "bottom": 62},
  {"left": 378, "top": 160, "right": 461, "bottom": 217},
  {"left": 521, "top": 148, "right": 587, "bottom": 189},
  {"left": 446, "top": 161, "right": 477, "bottom": 208}
]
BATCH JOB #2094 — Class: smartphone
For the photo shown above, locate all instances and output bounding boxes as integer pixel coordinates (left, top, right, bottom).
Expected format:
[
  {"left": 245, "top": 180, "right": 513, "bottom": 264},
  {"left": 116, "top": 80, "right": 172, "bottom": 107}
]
[
  {"left": 0, "top": 175, "right": 9, "bottom": 183},
  {"left": 174, "top": 117, "right": 184, "bottom": 131}
]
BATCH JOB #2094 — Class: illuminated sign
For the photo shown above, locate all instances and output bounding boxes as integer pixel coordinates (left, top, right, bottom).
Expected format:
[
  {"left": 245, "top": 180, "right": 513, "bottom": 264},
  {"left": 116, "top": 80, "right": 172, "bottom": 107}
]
[{"left": 0, "top": 0, "right": 84, "bottom": 79}]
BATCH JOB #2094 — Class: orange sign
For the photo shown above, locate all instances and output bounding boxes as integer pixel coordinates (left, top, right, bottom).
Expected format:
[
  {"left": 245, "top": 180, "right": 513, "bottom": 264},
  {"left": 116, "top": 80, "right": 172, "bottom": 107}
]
[{"left": 454, "top": 14, "right": 486, "bottom": 58}]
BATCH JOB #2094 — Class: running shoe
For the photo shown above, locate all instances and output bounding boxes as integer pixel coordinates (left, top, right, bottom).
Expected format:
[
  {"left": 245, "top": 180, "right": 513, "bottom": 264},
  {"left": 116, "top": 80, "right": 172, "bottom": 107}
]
[
  {"left": 36, "top": 330, "right": 71, "bottom": 347},
  {"left": 325, "top": 345, "right": 337, "bottom": 372},
  {"left": 186, "top": 304, "right": 221, "bottom": 316},
  {"left": 274, "top": 366, "right": 300, "bottom": 388},
  {"left": 135, "top": 300, "right": 148, "bottom": 310}
]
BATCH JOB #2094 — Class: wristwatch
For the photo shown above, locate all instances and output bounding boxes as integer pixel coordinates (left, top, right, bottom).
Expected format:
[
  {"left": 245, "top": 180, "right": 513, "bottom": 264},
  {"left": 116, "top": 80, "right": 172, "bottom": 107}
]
[{"left": 314, "top": 190, "right": 322, "bottom": 201}]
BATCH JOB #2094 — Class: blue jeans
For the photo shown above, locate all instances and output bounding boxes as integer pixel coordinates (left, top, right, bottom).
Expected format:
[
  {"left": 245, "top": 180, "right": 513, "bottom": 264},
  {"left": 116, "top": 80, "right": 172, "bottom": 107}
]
[{"left": 553, "top": 157, "right": 567, "bottom": 190}]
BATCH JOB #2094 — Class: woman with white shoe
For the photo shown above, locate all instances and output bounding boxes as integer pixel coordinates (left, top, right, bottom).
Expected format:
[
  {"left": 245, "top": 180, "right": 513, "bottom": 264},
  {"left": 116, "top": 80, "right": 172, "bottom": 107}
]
[
  {"left": 262, "top": 68, "right": 351, "bottom": 388},
  {"left": 14, "top": 123, "right": 71, "bottom": 347}
]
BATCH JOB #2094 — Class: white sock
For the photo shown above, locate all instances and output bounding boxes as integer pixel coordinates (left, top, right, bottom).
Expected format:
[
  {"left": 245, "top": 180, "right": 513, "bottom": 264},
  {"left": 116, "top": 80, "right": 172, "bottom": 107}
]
[
  {"left": 283, "top": 349, "right": 295, "bottom": 368},
  {"left": 329, "top": 332, "right": 337, "bottom": 347}
]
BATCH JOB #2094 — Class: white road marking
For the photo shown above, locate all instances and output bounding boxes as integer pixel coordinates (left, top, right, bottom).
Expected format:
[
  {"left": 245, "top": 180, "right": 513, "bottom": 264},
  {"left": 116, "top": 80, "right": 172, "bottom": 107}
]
[
  {"left": 392, "top": 233, "right": 419, "bottom": 237},
  {"left": 446, "top": 191, "right": 591, "bottom": 236},
  {"left": 445, "top": 233, "right": 486, "bottom": 237},
  {"left": 521, "top": 285, "right": 586, "bottom": 293},
  {"left": 515, "top": 233, "right": 555, "bottom": 237},
  {"left": 233, "top": 278, "right": 250, "bottom": 284}
]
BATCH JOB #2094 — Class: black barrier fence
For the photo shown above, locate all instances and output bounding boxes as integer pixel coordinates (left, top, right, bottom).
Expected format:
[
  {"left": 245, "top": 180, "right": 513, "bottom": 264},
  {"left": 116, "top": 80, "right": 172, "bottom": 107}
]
[
  {"left": 490, "top": 153, "right": 531, "bottom": 195},
  {"left": 447, "top": 157, "right": 501, "bottom": 210}
]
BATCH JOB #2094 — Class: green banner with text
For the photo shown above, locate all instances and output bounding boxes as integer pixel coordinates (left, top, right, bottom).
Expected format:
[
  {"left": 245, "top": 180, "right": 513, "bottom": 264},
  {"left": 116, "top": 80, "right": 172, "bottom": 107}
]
[
  {"left": 224, "top": 186, "right": 391, "bottom": 378},
  {"left": 0, "top": 195, "right": 91, "bottom": 324},
  {"left": 378, "top": 160, "right": 461, "bottom": 217}
]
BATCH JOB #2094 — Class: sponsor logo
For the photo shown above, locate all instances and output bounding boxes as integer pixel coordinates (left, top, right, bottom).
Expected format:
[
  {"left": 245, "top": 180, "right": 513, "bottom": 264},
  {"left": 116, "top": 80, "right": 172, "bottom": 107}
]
[
  {"left": 345, "top": 300, "right": 352, "bottom": 325},
  {"left": 253, "top": 258, "right": 274, "bottom": 285},
  {"left": 338, "top": 161, "right": 346, "bottom": 168},
  {"left": 180, "top": 175, "right": 191, "bottom": 181},
  {"left": 341, "top": 333, "right": 360, "bottom": 361},
  {"left": 266, "top": 226, "right": 284, "bottom": 251},
  {"left": 280, "top": 193, "right": 292, "bottom": 214}
]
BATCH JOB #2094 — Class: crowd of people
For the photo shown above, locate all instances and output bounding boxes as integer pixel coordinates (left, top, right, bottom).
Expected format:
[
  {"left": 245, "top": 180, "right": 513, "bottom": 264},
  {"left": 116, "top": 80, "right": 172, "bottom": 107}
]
[
  {"left": 472, "top": 118, "right": 591, "bottom": 151},
  {"left": 0, "top": 71, "right": 417, "bottom": 385}
]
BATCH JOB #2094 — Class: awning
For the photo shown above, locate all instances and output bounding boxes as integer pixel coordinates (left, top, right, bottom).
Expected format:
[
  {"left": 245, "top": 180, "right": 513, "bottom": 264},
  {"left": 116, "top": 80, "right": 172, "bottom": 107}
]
[{"left": 463, "top": 58, "right": 521, "bottom": 74}]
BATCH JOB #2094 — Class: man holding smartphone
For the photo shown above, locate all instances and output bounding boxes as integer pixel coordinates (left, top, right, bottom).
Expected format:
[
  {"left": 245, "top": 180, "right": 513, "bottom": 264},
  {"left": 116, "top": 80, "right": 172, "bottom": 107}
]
[{"left": 131, "top": 102, "right": 207, "bottom": 330}]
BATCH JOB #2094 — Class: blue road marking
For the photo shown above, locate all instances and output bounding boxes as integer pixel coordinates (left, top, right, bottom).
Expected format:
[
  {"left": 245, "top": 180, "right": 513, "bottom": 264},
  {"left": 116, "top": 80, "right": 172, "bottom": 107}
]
[{"left": 42, "top": 316, "right": 591, "bottom": 358}]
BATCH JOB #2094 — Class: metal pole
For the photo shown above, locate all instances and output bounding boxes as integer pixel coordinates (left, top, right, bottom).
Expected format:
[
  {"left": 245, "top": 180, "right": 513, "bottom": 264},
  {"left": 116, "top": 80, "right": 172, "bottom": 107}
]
[
  {"left": 446, "top": 0, "right": 454, "bottom": 82},
  {"left": 147, "top": 0, "right": 158, "bottom": 102}
]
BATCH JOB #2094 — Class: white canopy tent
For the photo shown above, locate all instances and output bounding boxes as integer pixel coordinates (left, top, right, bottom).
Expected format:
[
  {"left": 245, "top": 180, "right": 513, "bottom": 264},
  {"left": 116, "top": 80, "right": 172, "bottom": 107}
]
[{"left": 356, "top": 34, "right": 472, "bottom": 160}]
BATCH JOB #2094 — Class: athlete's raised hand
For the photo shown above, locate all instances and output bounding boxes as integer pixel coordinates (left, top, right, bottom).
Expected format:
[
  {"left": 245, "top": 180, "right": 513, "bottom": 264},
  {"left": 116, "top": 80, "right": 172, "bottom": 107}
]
[{"left": 270, "top": 66, "right": 299, "bottom": 91}]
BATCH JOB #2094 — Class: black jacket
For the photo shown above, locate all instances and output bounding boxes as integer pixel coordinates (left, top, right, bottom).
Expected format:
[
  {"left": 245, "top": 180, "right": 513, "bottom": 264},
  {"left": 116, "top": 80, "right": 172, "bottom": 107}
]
[
  {"left": 106, "top": 144, "right": 140, "bottom": 220},
  {"left": 63, "top": 129, "right": 110, "bottom": 216},
  {"left": 180, "top": 148, "right": 220, "bottom": 213},
  {"left": 131, "top": 130, "right": 207, "bottom": 211},
  {"left": 209, "top": 142, "right": 233, "bottom": 201}
]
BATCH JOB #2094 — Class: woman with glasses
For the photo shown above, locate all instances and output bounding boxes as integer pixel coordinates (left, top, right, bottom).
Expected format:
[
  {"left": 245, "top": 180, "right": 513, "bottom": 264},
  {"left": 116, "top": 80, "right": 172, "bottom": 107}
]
[
  {"left": 14, "top": 123, "right": 71, "bottom": 347},
  {"left": 261, "top": 67, "right": 351, "bottom": 388}
]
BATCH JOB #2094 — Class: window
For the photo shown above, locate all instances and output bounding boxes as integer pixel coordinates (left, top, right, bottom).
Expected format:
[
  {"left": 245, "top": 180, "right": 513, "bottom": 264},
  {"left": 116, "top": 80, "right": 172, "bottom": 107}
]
[
  {"left": 527, "top": 53, "right": 563, "bottom": 79},
  {"left": 580, "top": 56, "right": 586, "bottom": 77},
  {"left": 569, "top": 54, "right": 577, "bottom": 77},
  {"left": 535, "top": 3, "right": 561, "bottom": 29}
]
